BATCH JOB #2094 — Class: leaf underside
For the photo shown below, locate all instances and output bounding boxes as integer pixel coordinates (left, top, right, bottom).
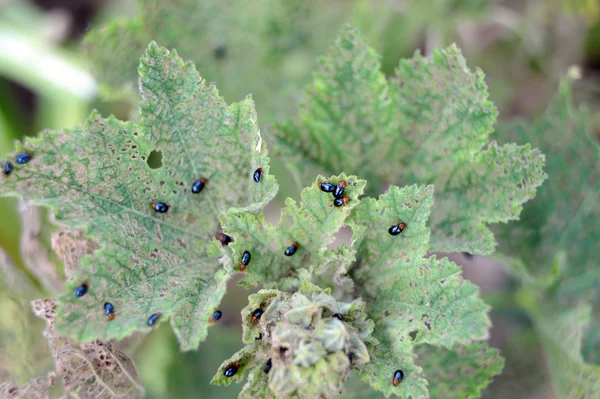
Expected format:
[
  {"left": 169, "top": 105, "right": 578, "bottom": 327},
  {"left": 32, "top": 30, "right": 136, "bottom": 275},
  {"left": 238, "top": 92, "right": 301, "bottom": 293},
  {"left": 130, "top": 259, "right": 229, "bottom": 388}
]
[
  {"left": 0, "top": 42, "right": 278, "bottom": 350},
  {"left": 274, "top": 26, "right": 546, "bottom": 255}
]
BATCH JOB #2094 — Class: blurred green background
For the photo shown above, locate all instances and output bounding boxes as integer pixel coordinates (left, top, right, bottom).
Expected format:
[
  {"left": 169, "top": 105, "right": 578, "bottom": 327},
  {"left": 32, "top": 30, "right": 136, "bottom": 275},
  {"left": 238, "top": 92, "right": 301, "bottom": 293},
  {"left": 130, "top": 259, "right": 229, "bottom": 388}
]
[{"left": 0, "top": 0, "right": 598, "bottom": 398}]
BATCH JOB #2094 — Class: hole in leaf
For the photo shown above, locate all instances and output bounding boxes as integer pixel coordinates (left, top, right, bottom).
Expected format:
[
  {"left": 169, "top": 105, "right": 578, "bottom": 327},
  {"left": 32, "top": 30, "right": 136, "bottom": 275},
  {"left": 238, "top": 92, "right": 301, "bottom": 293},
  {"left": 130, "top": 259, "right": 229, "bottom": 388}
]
[
  {"left": 147, "top": 150, "right": 163, "bottom": 169},
  {"left": 327, "top": 226, "right": 353, "bottom": 249},
  {"left": 409, "top": 330, "right": 418, "bottom": 340}
]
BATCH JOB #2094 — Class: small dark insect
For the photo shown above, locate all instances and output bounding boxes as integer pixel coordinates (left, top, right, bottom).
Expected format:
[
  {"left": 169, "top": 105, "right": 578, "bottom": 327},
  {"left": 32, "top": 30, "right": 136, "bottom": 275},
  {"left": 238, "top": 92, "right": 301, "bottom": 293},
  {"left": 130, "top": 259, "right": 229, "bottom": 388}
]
[
  {"left": 333, "top": 196, "right": 350, "bottom": 207},
  {"left": 251, "top": 309, "right": 263, "bottom": 323},
  {"left": 392, "top": 369, "right": 404, "bottom": 386},
  {"left": 147, "top": 313, "right": 161, "bottom": 327},
  {"left": 263, "top": 358, "right": 272, "bottom": 374},
  {"left": 318, "top": 182, "right": 336, "bottom": 193},
  {"left": 108, "top": 313, "right": 115, "bottom": 321},
  {"left": 104, "top": 302, "right": 115, "bottom": 315},
  {"left": 216, "top": 233, "right": 233, "bottom": 246},
  {"left": 463, "top": 252, "right": 474, "bottom": 260},
  {"left": 348, "top": 353, "right": 353, "bottom": 364},
  {"left": 150, "top": 202, "right": 169, "bottom": 213},
  {"left": 213, "top": 44, "right": 227, "bottom": 60},
  {"left": 333, "top": 181, "right": 346, "bottom": 198},
  {"left": 388, "top": 222, "right": 407, "bottom": 236},
  {"left": 240, "top": 250, "right": 251, "bottom": 271},
  {"left": 223, "top": 365, "right": 237, "bottom": 377},
  {"left": 75, "top": 283, "right": 88, "bottom": 297},
  {"left": 3, "top": 161, "right": 13, "bottom": 177},
  {"left": 284, "top": 242, "right": 299, "bottom": 256},
  {"left": 16, "top": 153, "right": 32, "bottom": 164},
  {"left": 209, "top": 310, "right": 223, "bottom": 322},
  {"left": 332, "top": 313, "right": 344, "bottom": 321},
  {"left": 253, "top": 168, "right": 263, "bottom": 183},
  {"left": 191, "top": 178, "right": 207, "bottom": 193}
]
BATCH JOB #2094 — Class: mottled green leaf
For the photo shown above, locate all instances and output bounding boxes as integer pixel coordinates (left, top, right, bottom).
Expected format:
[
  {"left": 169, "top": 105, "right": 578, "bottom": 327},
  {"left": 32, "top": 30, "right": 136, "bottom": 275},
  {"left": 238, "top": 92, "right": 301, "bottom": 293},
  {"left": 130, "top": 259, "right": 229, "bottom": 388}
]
[
  {"left": 0, "top": 43, "right": 277, "bottom": 349},
  {"left": 526, "top": 303, "right": 600, "bottom": 398},
  {"left": 220, "top": 174, "right": 365, "bottom": 289},
  {"left": 416, "top": 343, "right": 504, "bottom": 399},
  {"left": 495, "top": 81, "right": 600, "bottom": 304},
  {"left": 274, "top": 27, "right": 397, "bottom": 194},
  {"left": 348, "top": 185, "right": 492, "bottom": 397},
  {"left": 84, "top": 0, "right": 351, "bottom": 121},
  {"left": 275, "top": 26, "right": 546, "bottom": 254}
]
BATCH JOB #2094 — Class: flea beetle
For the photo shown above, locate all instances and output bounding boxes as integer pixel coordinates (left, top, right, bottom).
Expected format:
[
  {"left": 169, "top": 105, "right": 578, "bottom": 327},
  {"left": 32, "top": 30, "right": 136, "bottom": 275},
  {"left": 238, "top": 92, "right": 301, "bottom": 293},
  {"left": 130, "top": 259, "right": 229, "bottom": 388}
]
[
  {"left": 392, "top": 369, "right": 404, "bottom": 386},
  {"left": 191, "top": 178, "right": 207, "bottom": 193},
  {"left": 240, "top": 250, "right": 251, "bottom": 271},
  {"left": 284, "top": 242, "right": 299, "bottom": 256},
  {"left": 333, "top": 181, "right": 346, "bottom": 198},
  {"left": 216, "top": 233, "right": 233, "bottom": 246},
  {"left": 333, "top": 196, "right": 350, "bottom": 207},
  {"left": 388, "top": 222, "right": 407, "bottom": 236},
  {"left": 318, "top": 182, "right": 336, "bottom": 193},
  {"left": 251, "top": 309, "right": 263, "bottom": 323},
  {"left": 209, "top": 310, "right": 222, "bottom": 322},
  {"left": 214, "top": 45, "right": 227, "bottom": 60},
  {"left": 16, "top": 153, "right": 32, "bottom": 164},
  {"left": 150, "top": 202, "right": 169, "bottom": 213},
  {"left": 332, "top": 313, "right": 344, "bottom": 321},
  {"left": 2, "top": 161, "right": 13, "bottom": 177},
  {"left": 224, "top": 364, "right": 238, "bottom": 377},
  {"left": 104, "top": 302, "right": 115, "bottom": 315},
  {"left": 75, "top": 283, "right": 88, "bottom": 297},
  {"left": 253, "top": 168, "right": 262, "bottom": 183},
  {"left": 147, "top": 313, "right": 161, "bottom": 326},
  {"left": 263, "top": 358, "right": 272, "bottom": 374}
]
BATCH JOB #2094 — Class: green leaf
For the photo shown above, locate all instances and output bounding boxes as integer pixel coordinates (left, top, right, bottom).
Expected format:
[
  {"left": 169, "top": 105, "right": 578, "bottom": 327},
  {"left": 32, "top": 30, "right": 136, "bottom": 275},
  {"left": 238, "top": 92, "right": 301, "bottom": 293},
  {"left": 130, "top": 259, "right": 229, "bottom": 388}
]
[
  {"left": 275, "top": 26, "right": 546, "bottom": 254},
  {"left": 84, "top": 0, "right": 351, "bottom": 121},
  {"left": 495, "top": 81, "right": 600, "bottom": 302},
  {"left": 348, "top": 185, "right": 492, "bottom": 397},
  {"left": 526, "top": 303, "right": 600, "bottom": 398},
  {"left": 416, "top": 343, "right": 504, "bottom": 399},
  {"left": 220, "top": 173, "right": 365, "bottom": 288},
  {"left": 0, "top": 43, "right": 277, "bottom": 349},
  {"left": 495, "top": 81, "right": 600, "bottom": 365}
]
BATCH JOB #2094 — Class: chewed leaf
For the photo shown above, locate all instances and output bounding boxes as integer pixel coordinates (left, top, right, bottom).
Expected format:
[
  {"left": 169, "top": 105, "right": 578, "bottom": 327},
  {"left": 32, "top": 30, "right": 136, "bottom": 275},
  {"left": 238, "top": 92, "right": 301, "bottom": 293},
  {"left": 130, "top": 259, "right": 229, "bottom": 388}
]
[
  {"left": 359, "top": 335, "right": 428, "bottom": 398},
  {"left": 430, "top": 141, "right": 546, "bottom": 254},
  {"left": 348, "top": 184, "right": 433, "bottom": 296},
  {"left": 275, "top": 26, "right": 546, "bottom": 255},
  {"left": 0, "top": 377, "right": 52, "bottom": 399},
  {"left": 274, "top": 27, "right": 397, "bottom": 193},
  {"left": 220, "top": 174, "right": 365, "bottom": 287},
  {"left": 211, "top": 344, "right": 258, "bottom": 386},
  {"left": 0, "top": 42, "right": 278, "bottom": 349},
  {"left": 416, "top": 343, "right": 504, "bottom": 399},
  {"left": 51, "top": 228, "right": 99, "bottom": 281},
  {"left": 349, "top": 184, "right": 491, "bottom": 396},
  {"left": 31, "top": 298, "right": 144, "bottom": 398}
]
